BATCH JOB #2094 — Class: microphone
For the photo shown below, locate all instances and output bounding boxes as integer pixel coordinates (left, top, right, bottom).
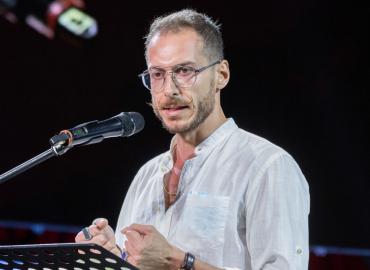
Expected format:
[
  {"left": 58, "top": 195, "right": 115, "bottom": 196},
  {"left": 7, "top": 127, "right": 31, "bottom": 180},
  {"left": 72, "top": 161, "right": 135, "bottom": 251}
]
[
  {"left": 49, "top": 112, "right": 145, "bottom": 148},
  {"left": 0, "top": 112, "right": 144, "bottom": 184}
]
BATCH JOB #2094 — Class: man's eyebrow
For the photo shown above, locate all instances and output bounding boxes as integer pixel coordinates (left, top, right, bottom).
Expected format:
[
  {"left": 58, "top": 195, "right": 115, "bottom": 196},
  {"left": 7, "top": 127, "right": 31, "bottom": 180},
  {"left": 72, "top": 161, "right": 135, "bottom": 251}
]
[
  {"left": 150, "top": 61, "right": 196, "bottom": 70},
  {"left": 175, "top": 61, "right": 196, "bottom": 66}
]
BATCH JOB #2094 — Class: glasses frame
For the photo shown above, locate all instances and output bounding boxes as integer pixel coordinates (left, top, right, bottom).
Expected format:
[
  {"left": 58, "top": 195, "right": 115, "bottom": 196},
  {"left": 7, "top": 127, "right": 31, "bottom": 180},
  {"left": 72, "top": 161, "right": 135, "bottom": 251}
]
[{"left": 138, "top": 60, "right": 221, "bottom": 92}]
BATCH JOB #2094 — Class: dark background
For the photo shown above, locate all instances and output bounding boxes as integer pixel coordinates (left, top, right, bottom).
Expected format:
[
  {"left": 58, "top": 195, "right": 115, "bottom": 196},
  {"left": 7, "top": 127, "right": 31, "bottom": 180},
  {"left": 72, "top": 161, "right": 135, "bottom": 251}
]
[{"left": 0, "top": 0, "right": 369, "bottom": 249}]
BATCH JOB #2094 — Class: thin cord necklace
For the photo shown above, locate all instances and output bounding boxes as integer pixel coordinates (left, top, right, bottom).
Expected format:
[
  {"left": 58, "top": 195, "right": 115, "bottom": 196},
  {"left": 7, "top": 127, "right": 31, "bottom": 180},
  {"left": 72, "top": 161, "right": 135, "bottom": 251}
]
[
  {"left": 163, "top": 164, "right": 182, "bottom": 196},
  {"left": 163, "top": 146, "right": 183, "bottom": 196},
  {"left": 163, "top": 180, "right": 177, "bottom": 196}
]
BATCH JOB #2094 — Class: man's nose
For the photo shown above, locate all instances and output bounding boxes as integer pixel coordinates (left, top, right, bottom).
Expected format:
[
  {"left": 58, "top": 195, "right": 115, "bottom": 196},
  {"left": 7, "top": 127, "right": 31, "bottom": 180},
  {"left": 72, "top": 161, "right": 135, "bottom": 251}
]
[{"left": 162, "top": 72, "right": 180, "bottom": 96}]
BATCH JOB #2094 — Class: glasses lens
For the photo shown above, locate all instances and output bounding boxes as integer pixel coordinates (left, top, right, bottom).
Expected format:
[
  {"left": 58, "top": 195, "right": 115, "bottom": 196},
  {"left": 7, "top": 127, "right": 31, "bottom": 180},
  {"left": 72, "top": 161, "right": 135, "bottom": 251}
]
[{"left": 173, "top": 66, "right": 196, "bottom": 87}]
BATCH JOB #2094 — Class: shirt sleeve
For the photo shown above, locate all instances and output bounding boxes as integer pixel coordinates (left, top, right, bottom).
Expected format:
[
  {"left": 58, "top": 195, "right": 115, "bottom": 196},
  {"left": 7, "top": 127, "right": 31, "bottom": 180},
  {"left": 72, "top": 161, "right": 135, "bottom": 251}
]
[
  {"left": 245, "top": 153, "right": 310, "bottom": 270},
  {"left": 114, "top": 168, "right": 142, "bottom": 248}
]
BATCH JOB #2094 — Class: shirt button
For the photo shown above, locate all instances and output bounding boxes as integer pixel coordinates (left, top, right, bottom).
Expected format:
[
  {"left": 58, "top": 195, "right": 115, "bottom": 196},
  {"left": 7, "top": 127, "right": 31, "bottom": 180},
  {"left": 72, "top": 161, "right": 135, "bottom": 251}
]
[{"left": 296, "top": 247, "right": 303, "bottom": 255}]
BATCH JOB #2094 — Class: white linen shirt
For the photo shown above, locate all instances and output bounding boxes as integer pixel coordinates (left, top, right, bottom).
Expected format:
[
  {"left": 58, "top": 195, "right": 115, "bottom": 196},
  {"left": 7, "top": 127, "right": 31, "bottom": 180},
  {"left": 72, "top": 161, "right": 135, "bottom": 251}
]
[{"left": 115, "top": 118, "right": 310, "bottom": 270}]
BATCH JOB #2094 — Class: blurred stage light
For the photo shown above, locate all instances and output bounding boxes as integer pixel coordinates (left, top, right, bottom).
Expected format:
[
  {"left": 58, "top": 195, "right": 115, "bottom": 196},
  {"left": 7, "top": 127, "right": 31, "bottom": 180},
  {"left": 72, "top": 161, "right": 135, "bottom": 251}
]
[{"left": 0, "top": 0, "right": 98, "bottom": 45}]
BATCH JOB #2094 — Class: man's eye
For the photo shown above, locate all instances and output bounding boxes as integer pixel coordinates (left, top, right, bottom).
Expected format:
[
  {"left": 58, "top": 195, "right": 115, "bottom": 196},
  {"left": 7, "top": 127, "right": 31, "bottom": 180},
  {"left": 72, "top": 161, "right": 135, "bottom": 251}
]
[
  {"left": 150, "top": 71, "right": 164, "bottom": 79},
  {"left": 174, "top": 66, "right": 194, "bottom": 76}
]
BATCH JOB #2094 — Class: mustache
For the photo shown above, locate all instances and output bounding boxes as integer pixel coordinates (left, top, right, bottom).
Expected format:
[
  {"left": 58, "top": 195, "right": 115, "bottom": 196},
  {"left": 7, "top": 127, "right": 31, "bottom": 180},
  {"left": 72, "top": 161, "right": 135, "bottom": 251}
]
[{"left": 156, "top": 95, "right": 193, "bottom": 109}]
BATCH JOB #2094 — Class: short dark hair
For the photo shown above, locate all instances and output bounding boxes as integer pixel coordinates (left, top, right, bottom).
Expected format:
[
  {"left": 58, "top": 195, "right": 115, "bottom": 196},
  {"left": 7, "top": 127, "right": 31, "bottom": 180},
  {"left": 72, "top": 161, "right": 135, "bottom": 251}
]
[{"left": 144, "top": 9, "right": 224, "bottom": 62}]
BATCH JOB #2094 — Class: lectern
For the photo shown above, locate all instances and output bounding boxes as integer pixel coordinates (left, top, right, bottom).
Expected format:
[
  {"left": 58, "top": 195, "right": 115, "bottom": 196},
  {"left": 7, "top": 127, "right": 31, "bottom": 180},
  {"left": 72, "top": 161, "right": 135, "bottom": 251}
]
[{"left": 0, "top": 242, "right": 138, "bottom": 270}]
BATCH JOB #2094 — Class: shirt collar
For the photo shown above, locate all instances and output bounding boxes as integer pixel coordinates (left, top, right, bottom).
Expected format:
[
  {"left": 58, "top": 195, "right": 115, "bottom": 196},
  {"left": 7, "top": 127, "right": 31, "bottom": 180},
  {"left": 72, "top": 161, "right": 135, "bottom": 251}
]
[
  {"left": 165, "top": 118, "right": 238, "bottom": 161},
  {"left": 194, "top": 118, "right": 238, "bottom": 155}
]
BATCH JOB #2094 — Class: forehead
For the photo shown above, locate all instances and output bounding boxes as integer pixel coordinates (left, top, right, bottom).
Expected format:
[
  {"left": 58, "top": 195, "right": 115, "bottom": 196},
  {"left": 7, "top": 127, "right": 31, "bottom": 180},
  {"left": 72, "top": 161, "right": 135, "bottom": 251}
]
[{"left": 147, "top": 29, "right": 207, "bottom": 68}]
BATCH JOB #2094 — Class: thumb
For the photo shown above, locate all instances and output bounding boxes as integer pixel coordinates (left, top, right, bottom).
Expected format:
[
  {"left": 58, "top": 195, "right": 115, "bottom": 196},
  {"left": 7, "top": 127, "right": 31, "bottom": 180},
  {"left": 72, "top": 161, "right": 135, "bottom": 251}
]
[
  {"left": 93, "top": 217, "right": 109, "bottom": 230},
  {"left": 122, "top": 224, "right": 154, "bottom": 235}
]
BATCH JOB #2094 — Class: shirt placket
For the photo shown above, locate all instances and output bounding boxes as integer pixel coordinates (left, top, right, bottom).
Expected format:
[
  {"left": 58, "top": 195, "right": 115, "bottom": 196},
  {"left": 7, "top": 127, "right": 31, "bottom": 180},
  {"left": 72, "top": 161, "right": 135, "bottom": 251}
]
[{"left": 156, "top": 154, "right": 173, "bottom": 237}]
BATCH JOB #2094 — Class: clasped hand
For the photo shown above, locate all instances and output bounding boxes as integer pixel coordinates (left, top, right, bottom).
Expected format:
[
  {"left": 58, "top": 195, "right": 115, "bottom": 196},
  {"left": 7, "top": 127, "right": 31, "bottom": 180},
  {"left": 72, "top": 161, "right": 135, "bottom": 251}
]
[
  {"left": 75, "top": 218, "right": 121, "bottom": 257},
  {"left": 76, "top": 219, "right": 184, "bottom": 270},
  {"left": 122, "top": 224, "right": 183, "bottom": 270}
]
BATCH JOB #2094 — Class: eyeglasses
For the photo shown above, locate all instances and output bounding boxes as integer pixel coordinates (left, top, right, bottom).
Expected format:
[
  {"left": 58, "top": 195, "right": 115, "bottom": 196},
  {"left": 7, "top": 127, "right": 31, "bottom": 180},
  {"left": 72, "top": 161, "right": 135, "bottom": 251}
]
[{"left": 138, "top": 60, "right": 221, "bottom": 92}]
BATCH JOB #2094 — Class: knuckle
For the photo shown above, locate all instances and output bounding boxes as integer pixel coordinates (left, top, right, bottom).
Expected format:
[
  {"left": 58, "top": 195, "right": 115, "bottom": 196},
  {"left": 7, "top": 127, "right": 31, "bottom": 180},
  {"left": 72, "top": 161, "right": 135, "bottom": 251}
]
[
  {"left": 90, "top": 234, "right": 104, "bottom": 246},
  {"left": 88, "top": 225, "right": 96, "bottom": 235}
]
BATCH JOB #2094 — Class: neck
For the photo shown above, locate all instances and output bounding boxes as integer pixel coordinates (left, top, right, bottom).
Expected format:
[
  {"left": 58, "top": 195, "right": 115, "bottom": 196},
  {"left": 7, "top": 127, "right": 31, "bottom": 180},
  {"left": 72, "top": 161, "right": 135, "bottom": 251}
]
[{"left": 175, "top": 106, "right": 227, "bottom": 156}]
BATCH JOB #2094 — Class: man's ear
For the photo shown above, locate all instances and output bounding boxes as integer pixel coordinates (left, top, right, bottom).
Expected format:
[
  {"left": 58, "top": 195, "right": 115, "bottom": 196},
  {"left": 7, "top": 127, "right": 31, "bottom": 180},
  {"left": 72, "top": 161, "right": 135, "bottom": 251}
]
[{"left": 216, "top": 60, "right": 230, "bottom": 91}]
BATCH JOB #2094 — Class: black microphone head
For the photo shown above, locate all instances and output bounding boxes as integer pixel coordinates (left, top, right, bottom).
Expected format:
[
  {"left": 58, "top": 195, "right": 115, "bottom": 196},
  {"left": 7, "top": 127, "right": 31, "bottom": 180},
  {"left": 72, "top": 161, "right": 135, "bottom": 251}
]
[
  {"left": 119, "top": 112, "right": 145, "bottom": 136},
  {"left": 128, "top": 112, "right": 145, "bottom": 134}
]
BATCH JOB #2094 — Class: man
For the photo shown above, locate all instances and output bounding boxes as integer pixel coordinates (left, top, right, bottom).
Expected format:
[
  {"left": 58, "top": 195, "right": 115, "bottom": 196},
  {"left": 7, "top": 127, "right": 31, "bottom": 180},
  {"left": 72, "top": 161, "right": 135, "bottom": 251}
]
[{"left": 75, "top": 9, "right": 310, "bottom": 270}]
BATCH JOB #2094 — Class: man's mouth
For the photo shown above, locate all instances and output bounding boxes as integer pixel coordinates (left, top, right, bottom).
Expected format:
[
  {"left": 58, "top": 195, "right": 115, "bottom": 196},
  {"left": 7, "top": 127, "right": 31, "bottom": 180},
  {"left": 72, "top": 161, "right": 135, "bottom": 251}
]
[
  {"left": 160, "top": 102, "right": 189, "bottom": 110},
  {"left": 162, "top": 105, "right": 188, "bottom": 111},
  {"left": 159, "top": 104, "right": 190, "bottom": 117}
]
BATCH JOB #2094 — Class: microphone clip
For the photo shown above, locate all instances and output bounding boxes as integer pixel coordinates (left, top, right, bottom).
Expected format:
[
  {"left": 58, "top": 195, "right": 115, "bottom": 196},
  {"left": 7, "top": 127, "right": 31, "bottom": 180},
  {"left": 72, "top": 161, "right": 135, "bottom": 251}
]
[{"left": 49, "top": 132, "right": 71, "bottom": 156}]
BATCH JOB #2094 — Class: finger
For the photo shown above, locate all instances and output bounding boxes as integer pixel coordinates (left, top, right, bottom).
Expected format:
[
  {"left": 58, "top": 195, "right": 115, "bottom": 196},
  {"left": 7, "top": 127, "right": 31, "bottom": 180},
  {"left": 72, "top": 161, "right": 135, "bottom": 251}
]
[
  {"left": 75, "top": 227, "right": 94, "bottom": 242},
  {"left": 75, "top": 231, "right": 88, "bottom": 243},
  {"left": 88, "top": 224, "right": 103, "bottom": 237},
  {"left": 92, "top": 217, "right": 109, "bottom": 229},
  {"left": 122, "top": 224, "right": 154, "bottom": 235},
  {"left": 102, "top": 241, "right": 116, "bottom": 252},
  {"left": 75, "top": 225, "right": 109, "bottom": 243},
  {"left": 91, "top": 233, "right": 111, "bottom": 247},
  {"left": 124, "top": 230, "right": 144, "bottom": 249},
  {"left": 124, "top": 239, "right": 140, "bottom": 256}
]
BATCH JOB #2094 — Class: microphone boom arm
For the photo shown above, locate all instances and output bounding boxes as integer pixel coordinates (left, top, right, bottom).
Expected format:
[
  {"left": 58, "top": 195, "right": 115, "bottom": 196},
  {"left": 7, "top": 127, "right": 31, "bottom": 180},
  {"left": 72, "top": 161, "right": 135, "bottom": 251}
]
[{"left": 0, "top": 140, "right": 70, "bottom": 185}]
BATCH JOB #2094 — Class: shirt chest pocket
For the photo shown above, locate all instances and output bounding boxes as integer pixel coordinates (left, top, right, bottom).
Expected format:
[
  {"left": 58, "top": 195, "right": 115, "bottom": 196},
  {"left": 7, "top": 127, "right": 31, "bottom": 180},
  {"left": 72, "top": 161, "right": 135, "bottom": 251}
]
[{"left": 173, "top": 193, "right": 230, "bottom": 266}]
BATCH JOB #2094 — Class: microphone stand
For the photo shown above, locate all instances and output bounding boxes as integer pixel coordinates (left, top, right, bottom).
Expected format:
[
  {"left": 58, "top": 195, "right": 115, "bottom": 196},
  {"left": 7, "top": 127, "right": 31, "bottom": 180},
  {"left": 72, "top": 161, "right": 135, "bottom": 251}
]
[{"left": 0, "top": 133, "right": 71, "bottom": 185}]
